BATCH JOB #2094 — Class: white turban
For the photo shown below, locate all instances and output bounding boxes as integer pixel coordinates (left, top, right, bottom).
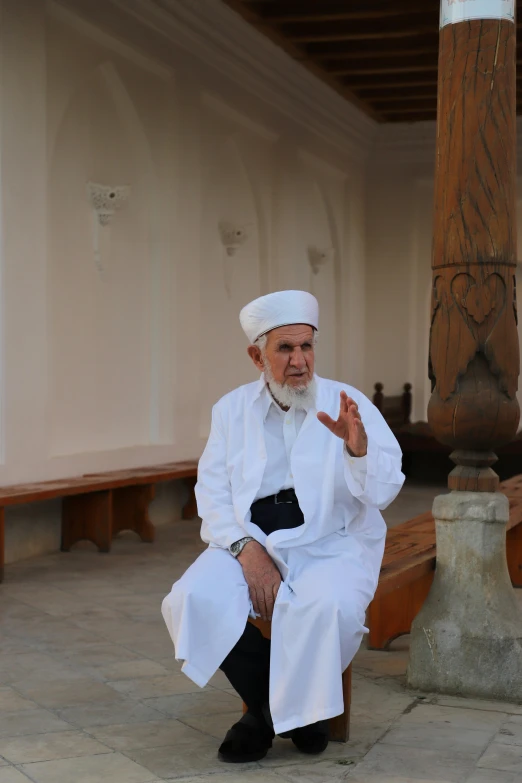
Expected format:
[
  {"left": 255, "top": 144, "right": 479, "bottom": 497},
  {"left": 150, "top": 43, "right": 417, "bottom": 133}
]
[{"left": 239, "top": 290, "right": 319, "bottom": 344}]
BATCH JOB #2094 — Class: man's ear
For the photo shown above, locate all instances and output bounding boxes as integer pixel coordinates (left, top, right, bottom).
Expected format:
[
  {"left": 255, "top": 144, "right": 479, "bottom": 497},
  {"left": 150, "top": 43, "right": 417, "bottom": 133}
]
[{"left": 247, "top": 345, "right": 264, "bottom": 371}]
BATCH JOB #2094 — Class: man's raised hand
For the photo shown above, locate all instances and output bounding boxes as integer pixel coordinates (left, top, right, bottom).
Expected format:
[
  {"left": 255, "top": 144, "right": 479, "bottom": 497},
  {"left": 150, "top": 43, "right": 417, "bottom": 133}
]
[{"left": 317, "top": 391, "right": 368, "bottom": 458}]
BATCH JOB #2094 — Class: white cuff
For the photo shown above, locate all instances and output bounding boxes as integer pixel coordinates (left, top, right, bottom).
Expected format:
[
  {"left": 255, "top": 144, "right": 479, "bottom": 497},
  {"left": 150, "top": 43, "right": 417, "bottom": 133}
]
[{"left": 344, "top": 446, "right": 368, "bottom": 489}]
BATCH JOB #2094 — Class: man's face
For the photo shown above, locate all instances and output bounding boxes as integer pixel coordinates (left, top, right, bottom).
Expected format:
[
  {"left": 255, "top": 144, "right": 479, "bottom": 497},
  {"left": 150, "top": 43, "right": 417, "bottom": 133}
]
[{"left": 250, "top": 324, "right": 315, "bottom": 388}]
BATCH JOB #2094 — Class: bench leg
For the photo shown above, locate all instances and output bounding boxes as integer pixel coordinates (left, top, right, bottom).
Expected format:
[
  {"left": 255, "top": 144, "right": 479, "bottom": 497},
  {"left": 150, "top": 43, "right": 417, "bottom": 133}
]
[
  {"left": 0, "top": 507, "right": 4, "bottom": 583},
  {"left": 329, "top": 664, "right": 352, "bottom": 742},
  {"left": 182, "top": 477, "right": 198, "bottom": 519},
  {"left": 62, "top": 490, "right": 113, "bottom": 552},
  {"left": 507, "top": 525, "right": 522, "bottom": 587},
  {"left": 112, "top": 485, "right": 155, "bottom": 543},
  {"left": 367, "top": 571, "right": 435, "bottom": 650}
]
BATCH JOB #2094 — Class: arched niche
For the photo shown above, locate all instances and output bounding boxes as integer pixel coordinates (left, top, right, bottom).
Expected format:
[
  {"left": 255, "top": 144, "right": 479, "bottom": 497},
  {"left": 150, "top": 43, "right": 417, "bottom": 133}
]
[
  {"left": 293, "top": 165, "right": 341, "bottom": 381},
  {"left": 47, "top": 62, "right": 167, "bottom": 456},
  {"left": 198, "top": 133, "right": 263, "bottom": 436}
]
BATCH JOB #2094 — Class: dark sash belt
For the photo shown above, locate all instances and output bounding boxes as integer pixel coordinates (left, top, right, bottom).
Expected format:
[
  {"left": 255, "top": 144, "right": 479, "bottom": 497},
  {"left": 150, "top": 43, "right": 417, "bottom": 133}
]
[{"left": 250, "top": 489, "right": 304, "bottom": 536}]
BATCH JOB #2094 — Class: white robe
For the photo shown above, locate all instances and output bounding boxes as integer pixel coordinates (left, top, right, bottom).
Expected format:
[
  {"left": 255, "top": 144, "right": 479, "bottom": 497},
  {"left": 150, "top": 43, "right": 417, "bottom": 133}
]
[{"left": 162, "top": 375, "right": 404, "bottom": 734}]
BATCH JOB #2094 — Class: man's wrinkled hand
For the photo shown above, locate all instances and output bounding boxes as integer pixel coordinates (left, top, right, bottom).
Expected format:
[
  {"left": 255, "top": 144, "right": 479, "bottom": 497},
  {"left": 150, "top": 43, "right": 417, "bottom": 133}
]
[{"left": 237, "top": 540, "right": 281, "bottom": 621}]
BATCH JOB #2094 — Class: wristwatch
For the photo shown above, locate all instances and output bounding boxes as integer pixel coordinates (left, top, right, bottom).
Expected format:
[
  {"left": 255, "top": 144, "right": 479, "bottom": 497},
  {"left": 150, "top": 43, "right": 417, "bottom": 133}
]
[{"left": 230, "top": 536, "right": 255, "bottom": 558}]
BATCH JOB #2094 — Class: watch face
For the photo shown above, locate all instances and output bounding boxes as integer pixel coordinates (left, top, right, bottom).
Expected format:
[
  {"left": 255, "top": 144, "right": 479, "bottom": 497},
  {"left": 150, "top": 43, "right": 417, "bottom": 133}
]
[{"left": 231, "top": 542, "right": 240, "bottom": 555}]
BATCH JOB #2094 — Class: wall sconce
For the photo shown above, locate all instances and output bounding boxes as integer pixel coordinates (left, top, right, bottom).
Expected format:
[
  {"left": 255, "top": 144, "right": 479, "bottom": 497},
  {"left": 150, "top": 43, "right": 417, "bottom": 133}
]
[
  {"left": 87, "top": 182, "right": 130, "bottom": 271},
  {"left": 219, "top": 221, "right": 249, "bottom": 257},
  {"left": 308, "top": 246, "right": 335, "bottom": 275},
  {"left": 219, "top": 221, "right": 250, "bottom": 298}
]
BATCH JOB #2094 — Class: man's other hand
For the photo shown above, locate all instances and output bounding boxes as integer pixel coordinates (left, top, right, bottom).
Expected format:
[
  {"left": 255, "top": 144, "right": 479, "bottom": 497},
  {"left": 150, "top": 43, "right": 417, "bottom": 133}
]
[{"left": 237, "top": 540, "right": 282, "bottom": 622}]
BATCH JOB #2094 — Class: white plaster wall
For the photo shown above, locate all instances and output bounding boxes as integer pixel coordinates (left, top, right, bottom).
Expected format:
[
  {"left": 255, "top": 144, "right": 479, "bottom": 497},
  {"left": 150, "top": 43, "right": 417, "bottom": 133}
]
[{"left": 0, "top": 0, "right": 372, "bottom": 564}]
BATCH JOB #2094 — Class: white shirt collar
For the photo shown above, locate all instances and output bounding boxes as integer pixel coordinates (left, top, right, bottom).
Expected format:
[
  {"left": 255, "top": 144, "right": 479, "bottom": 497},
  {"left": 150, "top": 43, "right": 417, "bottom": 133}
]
[{"left": 262, "top": 383, "right": 283, "bottom": 421}]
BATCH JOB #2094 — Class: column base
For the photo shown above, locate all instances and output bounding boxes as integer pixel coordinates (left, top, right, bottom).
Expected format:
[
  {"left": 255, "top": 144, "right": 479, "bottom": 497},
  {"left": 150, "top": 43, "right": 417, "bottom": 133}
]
[{"left": 407, "top": 491, "right": 522, "bottom": 702}]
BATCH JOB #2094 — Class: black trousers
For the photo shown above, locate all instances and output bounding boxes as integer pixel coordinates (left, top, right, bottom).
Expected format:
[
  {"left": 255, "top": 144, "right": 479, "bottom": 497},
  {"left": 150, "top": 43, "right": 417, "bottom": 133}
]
[{"left": 219, "top": 500, "right": 304, "bottom": 716}]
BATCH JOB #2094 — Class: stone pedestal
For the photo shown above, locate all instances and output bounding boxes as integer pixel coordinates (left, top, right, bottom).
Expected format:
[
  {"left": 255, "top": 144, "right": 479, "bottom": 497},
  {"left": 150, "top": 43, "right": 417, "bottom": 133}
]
[{"left": 407, "top": 492, "right": 522, "bottom": 701}]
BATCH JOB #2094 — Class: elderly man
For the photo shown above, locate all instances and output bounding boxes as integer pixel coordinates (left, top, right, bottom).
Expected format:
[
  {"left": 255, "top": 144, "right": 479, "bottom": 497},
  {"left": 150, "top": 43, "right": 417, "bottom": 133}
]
[{"left": 162, "top": 290, "right": 404, "bottom": 763}]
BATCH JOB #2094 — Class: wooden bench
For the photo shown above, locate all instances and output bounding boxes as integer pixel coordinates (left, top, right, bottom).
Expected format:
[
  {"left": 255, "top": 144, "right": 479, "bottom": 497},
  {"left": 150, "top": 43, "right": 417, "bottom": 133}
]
[
  {"left": 373, "top": 382, "right": 412, "bottom": 431},
  {"left": 0, "top": 461, "right": 198, "bottom": 582},
  {"left": 367, "top": 474, "right": 522, "bottom": 650}
]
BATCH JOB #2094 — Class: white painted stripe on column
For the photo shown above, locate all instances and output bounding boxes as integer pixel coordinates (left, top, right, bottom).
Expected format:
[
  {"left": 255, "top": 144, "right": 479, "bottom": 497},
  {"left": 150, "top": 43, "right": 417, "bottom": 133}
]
[{"left": 440, "top": 0, "right": 515, "bottom": 27}]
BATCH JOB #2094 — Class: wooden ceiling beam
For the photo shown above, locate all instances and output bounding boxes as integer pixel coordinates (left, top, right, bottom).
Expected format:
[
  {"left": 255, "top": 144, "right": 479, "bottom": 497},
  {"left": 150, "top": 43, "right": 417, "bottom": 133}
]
[
  {"left": 386, "top": 114, "right": 437, "bottom": 122},
  {"left": 220, "top": 0, "right": 383, "bottom": 121},
  {"left": 352, "top": 79, "right": 438, "bottom": 91},
  {"left": 315, "top": 47, "right": 440, "bottom": 62},
  {"left": 263, "top": 9, "right": 439, "bottom": 24},
  {"left": 331, "top": 64, "right": 438, "bottom": 76},
  {"left": 247, "top": 0, "right": 440, "bottom": 22},
  {"left": 289, "top": 29, "right": 435, "bottom": 43},
  {"left": 371, "top": 94, "right": 438, "bottom": 104},
  {"left": 291, "top": 20, "right": 522, "bottom": 43},
  {"left": 380, "top": 105, "right": 439, "bottom": 115}
]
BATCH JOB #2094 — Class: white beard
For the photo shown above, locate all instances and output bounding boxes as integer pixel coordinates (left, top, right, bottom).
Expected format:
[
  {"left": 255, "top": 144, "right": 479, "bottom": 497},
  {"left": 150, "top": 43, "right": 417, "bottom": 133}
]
[{"left": 263, "top": 359, "right": 317, "bottom": 410}]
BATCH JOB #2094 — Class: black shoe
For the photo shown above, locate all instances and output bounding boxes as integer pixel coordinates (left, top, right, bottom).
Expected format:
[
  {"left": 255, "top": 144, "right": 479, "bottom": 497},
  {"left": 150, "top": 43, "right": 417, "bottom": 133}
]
[
  {"left": 218, "top": 711, "right": 274, "bottom": 763},
  {"left": 291, "top": 720, "right": 329, "bottom": 755}
]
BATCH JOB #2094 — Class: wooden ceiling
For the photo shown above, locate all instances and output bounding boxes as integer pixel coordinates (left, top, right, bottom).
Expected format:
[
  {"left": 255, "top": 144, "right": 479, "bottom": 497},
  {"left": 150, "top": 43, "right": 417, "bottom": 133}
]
[{"left": 223, "top": 0, "right": 522, "bottom": 123}]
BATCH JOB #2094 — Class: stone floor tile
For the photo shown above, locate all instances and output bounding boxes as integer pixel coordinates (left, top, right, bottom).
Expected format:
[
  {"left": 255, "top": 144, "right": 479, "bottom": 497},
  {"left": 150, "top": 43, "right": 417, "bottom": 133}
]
[
  {"left": 436, "top": 696, "right": 522, "bottom": 716},
  {"left": 398, "top": 704, "right": 507, "bottom": 732},
  {"left": 93, "top": 659, "right": 169, "bottom": 682},
  {"left": 120, "top": 636, "right": 177, "bottom": 661},
  {"left": 151, "top": 656, "right": 182, "bottom": 673},
  {"left": 259, "top": 736, "right": 364, "bottom": 769},
  {"left": 86, "top": 718, "right": 206, "bottom": 751},
  {"left": 0, "top": 709, "right": 71, "bottom": 738},
  {"left": 381, "top": 724, "right": 494, "bottom": 757},
  {"left": 273, "top": 760, "right": 357, "bottom": 782},
  {"left": 107, "top": 673, "right": 204, "bottom": 699},
  {"left": 477, "top": 742, "right": 522, "bottom": 773},
  {"left": 0, "top": 689, "right": 38, "bottom": 713},
  {"left": 123, "top": 739, "right": 254, "bottom": 779},
  {"left": 99, "top": 593, "right": 167, "bottom": 616},
  {"left": 213, "top": 719, "right": 377, "bottom": 773},
  {"left": 347, "top": 744, "right": 476, "bottom": 782},
  {"left": 55, "top": 643, "right": 141, "bottom": 670},
  {"left": 494, "top": 719, "right": 522, "bottom": 746},
  {"left": 0, "top": 730, "right": 111, "bottom": 764},
  {"left": 14, "top": 678, "right": 122, "bottom": 709},
  {"left": 0, "top": 769, "right": 33, "bottom": 783},
  {"left": 143, "top": 689, "right": 241, "bottom": 720},
  {"left": 56, "top": 699, "right": 165, "bottom": 728},
  {"left": 465, "top": 771, "right": 522, "bottom": 783},
  {"left": 180, "top": 711, "right": 240, "bottom": 741},
  {"left": 0, "top": 585, "right": 98, "bottom": 619},
  {"left": 350, "top": 677, "right": 416, "bottom": 723},
  {"left": 0, "top": 640, "right": 33, "bottom": 656},
  {"left": 0, "top": 653, "right": 68, "bottom": 685},
  {"left": 7, "top": 618, "right": 103, "bottom": 650},
  {"left": 168, "top": 773, "right": 285, "bottom": 783},
  {"left": 71, "top": 612, "right": 146, "bottom": 637},
  {"left": 501, "top": 713, "right": 522, "bottom": 724},
  {"left": 347, "top": 776, "right": 459, "bottom": 783},
  {"left": 208, "top": 669, "right": 234, "bottom": 689},
  {"left": 20, "top": 752, "right": 158, "bottom": 783}
]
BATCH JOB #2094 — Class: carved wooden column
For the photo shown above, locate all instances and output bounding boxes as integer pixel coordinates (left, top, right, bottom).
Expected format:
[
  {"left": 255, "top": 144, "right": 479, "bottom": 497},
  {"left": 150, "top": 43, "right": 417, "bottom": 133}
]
[
  {"left": 408, "top": 1, "right": 522, "bottom": 700},
  {"left": 428, "top": 8, "right": 519, "bottom": 488}
]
